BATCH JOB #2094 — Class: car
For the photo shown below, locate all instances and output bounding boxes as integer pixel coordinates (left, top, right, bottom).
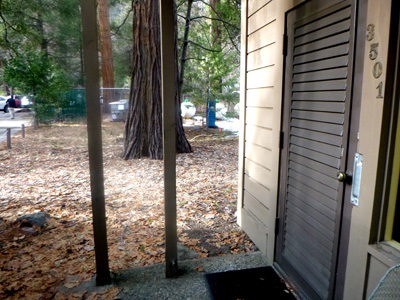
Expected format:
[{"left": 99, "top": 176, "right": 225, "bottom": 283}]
[
  {"left": 0, "top": 96, "right": 7, "bottom": 112},
  {"left": 21, "top": 96, "right": 34, "bottom": 108},
  {"left": 5, "top": 95, "right": 22, "bottom": 108}
]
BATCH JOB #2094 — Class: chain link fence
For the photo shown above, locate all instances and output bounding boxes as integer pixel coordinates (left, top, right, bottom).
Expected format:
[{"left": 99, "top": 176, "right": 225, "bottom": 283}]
[{"left": 38, "top": 88, "right": 130, "bottom": 124}]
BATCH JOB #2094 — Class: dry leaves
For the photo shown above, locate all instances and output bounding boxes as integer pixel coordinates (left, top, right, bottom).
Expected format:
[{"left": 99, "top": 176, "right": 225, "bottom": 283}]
[{"left": 0, "top": 121, "right": 255, "bottom": 299}]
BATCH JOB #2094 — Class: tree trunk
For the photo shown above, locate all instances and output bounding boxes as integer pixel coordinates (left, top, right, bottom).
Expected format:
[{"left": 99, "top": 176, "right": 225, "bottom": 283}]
[
  {"left": 210, "top": 0, "right": 222, "bottom": 94},
  {"left": 178, "top": 0, "right": 193, "bottom": 95},
  {"left": 98, "top": 0, "right": 115, "bottom": 113},
  {"left": 123, "top": 0, "right": 191, "bottom": 160}
]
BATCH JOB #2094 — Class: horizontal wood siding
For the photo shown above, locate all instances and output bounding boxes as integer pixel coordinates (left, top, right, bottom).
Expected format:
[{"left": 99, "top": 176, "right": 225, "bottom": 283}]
[
  {"left": 247, "top": 44, "right": 276, "bottom": 72},
  {"left": 248, "top": 20, "right": 277, "bottom": 53},
  {"left": 248, "top": 0, "right": 275, "bottom": 34},
  {"left": 238, "top": 0, "right": 306, "bottom": 263},
  {"left": 247, "top": 66, "right": 275, "bottom": 89},
  {"left": 246, "top": 88, "right": 275, "bottom": 108}
]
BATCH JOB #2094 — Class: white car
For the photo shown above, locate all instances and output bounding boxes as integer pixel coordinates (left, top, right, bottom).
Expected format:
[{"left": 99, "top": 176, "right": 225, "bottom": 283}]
[
  {"left": 0, "top": 96, "right": 8, "bottom": 112},
  {"left": 21, "top": 96, "right": 33, "bottom": 108}
]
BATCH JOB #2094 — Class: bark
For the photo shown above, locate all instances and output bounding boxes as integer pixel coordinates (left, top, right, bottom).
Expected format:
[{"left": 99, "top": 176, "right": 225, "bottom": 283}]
[
  {"left": 123, "top": 0, "right": 191, "bottom": 160},
  {"left": 98, "top": 0, "right": 115, "bottom": 113}
]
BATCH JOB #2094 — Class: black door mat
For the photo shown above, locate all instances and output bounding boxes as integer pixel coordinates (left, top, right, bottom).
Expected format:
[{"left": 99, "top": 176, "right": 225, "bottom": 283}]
[{"left": 205, "top": 266, "right": 296, "bottom": 300}]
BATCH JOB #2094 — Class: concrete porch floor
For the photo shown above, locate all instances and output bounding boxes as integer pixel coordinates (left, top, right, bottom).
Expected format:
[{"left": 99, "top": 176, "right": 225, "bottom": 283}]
[
  {"left": 61, "top": 252, "right": 270, "bottom": 299},
  {"left": 115, "top": 252, "right": 269, "bottom": 299}
]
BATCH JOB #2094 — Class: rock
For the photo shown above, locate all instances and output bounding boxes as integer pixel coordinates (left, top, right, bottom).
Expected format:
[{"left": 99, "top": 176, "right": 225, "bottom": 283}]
[{"left": 16, "top": 212, "right": 50, "bottom": 228}]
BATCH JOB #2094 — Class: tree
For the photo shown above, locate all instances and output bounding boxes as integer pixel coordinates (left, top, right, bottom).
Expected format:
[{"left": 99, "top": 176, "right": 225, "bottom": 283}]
[
  {"left": 0, "top": 0, "right": 83, "bottom": 90},
  {"left": 3, "top": 50, "right": 69, "bottom": 123},
  {"left": 177, "top": 0, "right": 240, "bottom": 110},
  {"left": 123, "top": 0, "right": 191, "bottom": 160},
  {"left": 98, "top": 0, "right": 115, "bottom": 113},
  {"left": 109, "top": 0, "right": 134, "bottom": 88}
]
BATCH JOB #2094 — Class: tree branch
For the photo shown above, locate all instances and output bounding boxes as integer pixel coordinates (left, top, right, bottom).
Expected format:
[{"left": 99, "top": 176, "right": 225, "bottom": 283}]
[
  {"left": 187, "top": 40, "right": 221, "bottom": 52},
  {"left": 183, "top": 57, "right": 206, "bottom": 61},
  {"left": 112, "top": 2, "right": 133, "bottom": 36},
  {"left": 189, "top": 15, "right": 239, "bottom": 30}
]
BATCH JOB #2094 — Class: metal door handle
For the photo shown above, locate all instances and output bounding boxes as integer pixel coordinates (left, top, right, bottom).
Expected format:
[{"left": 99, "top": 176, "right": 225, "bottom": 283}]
[
  {"left": 337, "top": 171, "right": 353, "bottom": 183},
  {"left": 337, "top": 172, "right": 346, "bottom": 182},
  {"left": 336, "top": 172, "right": 346, "bottom": 182}
]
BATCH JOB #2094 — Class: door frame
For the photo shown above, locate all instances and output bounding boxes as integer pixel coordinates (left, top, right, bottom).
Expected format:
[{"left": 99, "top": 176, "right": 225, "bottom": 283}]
[
  {"left": 334, "top": 0, "right": 367, "bottom": 298},
  {"left": 274, "top": 0, "right": 364, "bottom": 299}
]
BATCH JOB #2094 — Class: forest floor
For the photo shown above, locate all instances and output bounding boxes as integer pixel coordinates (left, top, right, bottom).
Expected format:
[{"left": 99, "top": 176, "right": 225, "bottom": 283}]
[{"left": 0, "top": 118, "right": 256, "bottom": 299}]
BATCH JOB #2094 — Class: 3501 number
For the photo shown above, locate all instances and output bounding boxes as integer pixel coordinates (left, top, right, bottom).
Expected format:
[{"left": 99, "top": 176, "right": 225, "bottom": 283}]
[{"left": 367, "top": 24, "right": 384, "bottom": 99}]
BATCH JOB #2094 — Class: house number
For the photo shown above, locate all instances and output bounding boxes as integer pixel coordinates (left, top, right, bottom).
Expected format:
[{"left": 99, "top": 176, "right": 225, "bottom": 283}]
[
  {"left": 373, "top": 62, "right": 383, "bottom": 78},
  {"left": 369, "top": 43, "right": 379, "bottom": 60},
  {"left": 367, "top": 24, "right": 375, "bottom": 41},
  {"left": 367, "top": 24, "right": 384, "bottom": 99}
]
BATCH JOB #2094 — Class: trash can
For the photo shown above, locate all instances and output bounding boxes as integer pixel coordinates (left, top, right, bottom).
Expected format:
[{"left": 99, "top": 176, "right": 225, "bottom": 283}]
[
  {"left": 208, "top": 101, "right": 217, "bottom": 128},
  {"left": 110, "top": 100, "right": 128, "bottom": 122}
]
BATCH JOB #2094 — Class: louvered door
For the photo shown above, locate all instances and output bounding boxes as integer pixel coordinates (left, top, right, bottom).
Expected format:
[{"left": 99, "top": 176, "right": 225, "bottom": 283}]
[{"left": 275, "top": 1, "right": 356, "bottom": 299}]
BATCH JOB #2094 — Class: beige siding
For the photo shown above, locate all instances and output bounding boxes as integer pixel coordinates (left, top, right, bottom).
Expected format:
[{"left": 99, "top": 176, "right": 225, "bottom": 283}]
[
  {"left": 248, "top": 0, "right": 271, "bottom": 16},
  {"left": 245, "top": 125, "right": 273, "bottom": 150},
  {"left": 246, "top": 67, "right": 275, "bottom": 89},
  {"left": 246, "top": 88, "right": 275, "bottom": 108},
  {"left": 247, "top": 1, "right": 276, "bottom": 34},
  {"left": 247, "top": 21, "right": 277, "bottom": 53},
  {"left": 247, "top": 44, "right": 277, "bottom": 71},
  {"left": 238, "top": 0, "right": 305, "bottom": 264}
]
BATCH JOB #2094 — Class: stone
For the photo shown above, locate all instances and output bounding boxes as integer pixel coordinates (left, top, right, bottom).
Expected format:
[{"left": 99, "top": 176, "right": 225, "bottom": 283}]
[{"left": 16, "top": 212, "right": 50, "bottom": 228}]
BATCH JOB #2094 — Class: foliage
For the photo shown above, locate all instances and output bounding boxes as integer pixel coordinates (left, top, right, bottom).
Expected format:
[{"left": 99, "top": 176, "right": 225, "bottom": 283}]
[
  {"left": 108, "top": 0, "right": 241, "bottom": 106},
  {"left": 0, "top": 0, "right": 83, "bottom": 87},
  {"left": 177, "top": 0, "right": 240, "bottom": 109},
  {"left": 3, "top": 51, "right": 70, "bottom": 123},
  {"left": 0, "top": 0, "right": 241, "bottom": 118},
  {"left": 109, "top": 0, "right": 133, "bottom": 88}
]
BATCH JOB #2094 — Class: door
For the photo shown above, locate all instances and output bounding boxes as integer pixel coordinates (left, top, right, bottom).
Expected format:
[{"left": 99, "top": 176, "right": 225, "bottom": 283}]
[{"left": 275, "top": 1, "right": 356, "bottom": 299}]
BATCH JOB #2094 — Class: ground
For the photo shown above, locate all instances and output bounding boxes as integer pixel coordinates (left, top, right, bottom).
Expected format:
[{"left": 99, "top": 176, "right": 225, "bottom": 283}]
[{"left": 0, "top": 118, "right": 256, "bottom": 299}]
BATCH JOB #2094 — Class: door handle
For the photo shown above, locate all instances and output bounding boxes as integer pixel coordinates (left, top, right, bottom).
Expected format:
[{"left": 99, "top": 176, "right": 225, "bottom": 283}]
[{"left": 337, "top": 171, "right": 353, "bottom": 184}]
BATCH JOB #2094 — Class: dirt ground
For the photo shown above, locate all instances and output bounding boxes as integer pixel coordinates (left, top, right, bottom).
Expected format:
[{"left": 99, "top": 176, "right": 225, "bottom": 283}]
[{"left": 0, "top": 119, "right": 256, "bottom": 299}]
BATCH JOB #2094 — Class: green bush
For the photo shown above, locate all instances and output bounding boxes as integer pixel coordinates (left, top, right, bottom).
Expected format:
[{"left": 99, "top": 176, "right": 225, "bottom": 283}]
[{"left": 2, "top": 50, "right": 70, "bottom": 124}]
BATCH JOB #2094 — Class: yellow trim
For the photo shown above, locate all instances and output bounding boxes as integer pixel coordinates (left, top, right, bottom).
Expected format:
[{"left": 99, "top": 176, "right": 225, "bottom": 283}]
[
  {"left": 386, "top": 240, "right": 400, "bottom": 249},
  {"left": 385, "top": 103, "right": 400, "bottom": 242}
]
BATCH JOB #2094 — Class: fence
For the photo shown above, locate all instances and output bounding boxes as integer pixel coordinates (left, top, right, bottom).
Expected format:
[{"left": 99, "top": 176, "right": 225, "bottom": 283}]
[
  {"left": 0, "top": 125, "right": 26, "bottom": 149},
  {"left": 38, "top": 88, "right": 130, "bottom": 124}
]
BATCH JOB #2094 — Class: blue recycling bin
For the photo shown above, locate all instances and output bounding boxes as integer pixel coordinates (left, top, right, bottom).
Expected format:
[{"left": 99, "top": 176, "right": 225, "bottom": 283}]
[{"left": 208, "top": 101, "right": 217, "bottom": 128}]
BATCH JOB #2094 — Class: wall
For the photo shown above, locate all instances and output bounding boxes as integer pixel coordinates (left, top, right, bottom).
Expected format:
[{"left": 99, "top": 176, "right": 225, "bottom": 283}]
[
  {"left": 238, "top": 0, "right": 304, "bottom": 263},
  {"left": 238, "top": 0, "right": 400, "bottom": 298}
]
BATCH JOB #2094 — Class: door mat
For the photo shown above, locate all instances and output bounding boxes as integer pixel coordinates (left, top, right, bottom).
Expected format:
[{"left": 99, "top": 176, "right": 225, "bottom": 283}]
[{"left": 205, "top": 266, "right": 296, "bottom": 300}]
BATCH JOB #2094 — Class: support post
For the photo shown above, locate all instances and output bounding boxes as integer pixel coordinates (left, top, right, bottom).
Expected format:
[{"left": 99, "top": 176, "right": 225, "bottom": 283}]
[
  {"left": 80, "top": 0, "right": 111, "bottom": 286},
  {"left": 160, "top": 0, "right": 178, "bottom": 278},
  {"left": 21, "top": 124, "right": 25, "bottom": 138},
  {"left": 6, "top": 128, "right": 11, "bottom": 149}
]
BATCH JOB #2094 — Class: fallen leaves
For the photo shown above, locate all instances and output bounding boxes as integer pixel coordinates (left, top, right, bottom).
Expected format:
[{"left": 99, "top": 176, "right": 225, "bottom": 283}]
[{"left": 0, "top": 122, "right": 255, "bottom": 299}]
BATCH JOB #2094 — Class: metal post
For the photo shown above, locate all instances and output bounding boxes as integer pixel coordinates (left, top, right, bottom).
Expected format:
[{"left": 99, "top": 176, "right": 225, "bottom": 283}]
[
  {"left": 160, "top": 0, "right": 178, "bottom": 278},
  {"left": 6, "top": 128, "right": 11, "bottom": 149},
  {"left": 21, "top": 124, "right": 25, "bottom": 138},
  {"left": 80, "top": 0, "right": 111, "bottom": 286}
]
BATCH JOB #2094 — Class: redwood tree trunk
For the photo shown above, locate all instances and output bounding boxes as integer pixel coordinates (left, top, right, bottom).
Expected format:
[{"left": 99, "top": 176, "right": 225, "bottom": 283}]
[
  {"left": 98, "top": 0, "right": 115, "bottom": 113},
  {"left": 123, "top": 0, "right": 191, "bottom": 160}
]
